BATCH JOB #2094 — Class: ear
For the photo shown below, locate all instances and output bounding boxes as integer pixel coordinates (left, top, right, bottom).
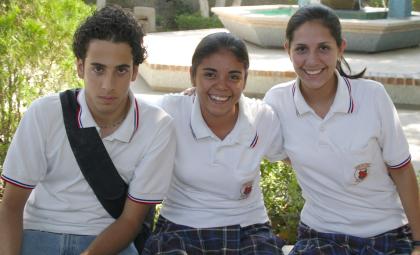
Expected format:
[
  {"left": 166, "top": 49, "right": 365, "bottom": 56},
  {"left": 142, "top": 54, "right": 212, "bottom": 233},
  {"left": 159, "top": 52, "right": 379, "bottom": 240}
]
[
  {"left": 189, "top": 67, "right": 196, "bottom": 87},
  {"left": 76, "top": 59, "right": 84, "bottom": 79},
  {"left": 284, "top": 41, "right": 292, "bottom": 59},
  {"left": 131, "top": 65, "right": 139, "bottom": 82},
  {"left": 339, "top": 39, "right": 347, "bottom": 57}
]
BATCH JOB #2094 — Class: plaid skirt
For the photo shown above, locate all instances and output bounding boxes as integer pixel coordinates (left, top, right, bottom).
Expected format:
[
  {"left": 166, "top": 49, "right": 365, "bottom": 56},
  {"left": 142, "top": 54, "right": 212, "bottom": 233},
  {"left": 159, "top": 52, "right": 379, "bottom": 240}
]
[
  {"left": 142, "top": 216, "right": 285, "bottom": 255},
  {"left": 289, "top": 222, "right": 413, "bottom": 255}
]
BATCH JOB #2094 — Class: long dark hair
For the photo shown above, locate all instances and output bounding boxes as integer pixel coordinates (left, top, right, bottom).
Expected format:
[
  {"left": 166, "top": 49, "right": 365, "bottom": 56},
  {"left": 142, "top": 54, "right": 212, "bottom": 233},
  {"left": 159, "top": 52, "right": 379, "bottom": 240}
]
[
  {"left": 286, "top": 5, "right": 365, "bottom": 79},
  {"left": 191, "top": 32, "right": 249, "bottom": 79}
]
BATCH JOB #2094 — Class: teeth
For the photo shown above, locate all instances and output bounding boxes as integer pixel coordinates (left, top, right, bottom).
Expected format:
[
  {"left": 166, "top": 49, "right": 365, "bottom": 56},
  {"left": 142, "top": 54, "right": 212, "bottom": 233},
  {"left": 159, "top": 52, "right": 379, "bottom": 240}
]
[
  {"left": 209, "top": 95, "right": 229, "bottom": 102},
  {"left": 305, "top": 69, "right": 322, "bottom": 75}
]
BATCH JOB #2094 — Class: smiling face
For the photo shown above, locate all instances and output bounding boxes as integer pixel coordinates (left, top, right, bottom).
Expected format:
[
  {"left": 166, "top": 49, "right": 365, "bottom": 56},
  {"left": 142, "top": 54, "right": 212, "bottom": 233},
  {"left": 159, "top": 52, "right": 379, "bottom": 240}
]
[
  {"left": 286, "top": 20, "right": 346, "bottom": 95},
  {"left": 192, "top": 49, "right": 246, "bottom": 124},
  {"left": 77, "top": 39, "right": 138, "bottom": 122}
]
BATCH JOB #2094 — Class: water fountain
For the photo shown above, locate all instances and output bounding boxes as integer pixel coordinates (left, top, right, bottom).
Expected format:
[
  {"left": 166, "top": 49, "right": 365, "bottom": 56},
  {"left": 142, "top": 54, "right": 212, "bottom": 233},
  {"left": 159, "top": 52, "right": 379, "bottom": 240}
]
[{"left": 211, "top": 1, "right": 420, "bottom": 52}]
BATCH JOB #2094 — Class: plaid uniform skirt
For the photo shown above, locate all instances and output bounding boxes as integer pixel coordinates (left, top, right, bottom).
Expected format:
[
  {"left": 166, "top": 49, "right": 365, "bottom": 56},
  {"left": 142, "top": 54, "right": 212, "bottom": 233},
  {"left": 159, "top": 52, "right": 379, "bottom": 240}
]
[
  {"left": 142, "top": 216, "right": 285, "bottom": 255},
  {"left": 289, "top": 222, "right": 413, "bottom": 255}
]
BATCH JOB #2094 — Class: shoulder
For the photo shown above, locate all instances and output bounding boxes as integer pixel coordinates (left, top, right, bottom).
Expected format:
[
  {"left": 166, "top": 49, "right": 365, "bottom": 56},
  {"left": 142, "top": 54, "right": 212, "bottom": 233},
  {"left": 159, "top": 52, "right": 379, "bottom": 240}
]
[
  {"left": 25, "top": 93, "right": 61, "bottom": 119},
  {"left": 264, "top": 80, "right": 296, "bottom": 113},
  {"left": 264, "top": 80, "right": 295, "bottom": 104},
  {"left": 266, "top": 80, "right": 296, "bottom": 95},
  {"left": 136, "top": 95, "right": 174, "bottom": 125},
  {"left": 242, "top": 96, "right": 275, "bottom": 116},
  {"left": 349, "top": 78, "right": 389, "bottom": 101},
  {"left": 349, "top": 77, "right": 384, "bottom": 91},
  {"left": 241, "top": 96, "right": 278, "bottom": 127}
]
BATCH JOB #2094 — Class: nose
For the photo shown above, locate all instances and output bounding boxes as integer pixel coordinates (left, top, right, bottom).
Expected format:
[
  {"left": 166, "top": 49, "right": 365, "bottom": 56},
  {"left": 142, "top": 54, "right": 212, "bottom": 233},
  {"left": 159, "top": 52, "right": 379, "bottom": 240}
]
[
  {"left": 214, "top": 75, "right": 229, "bottom": 90},
  {"left": 101, "top": 73, "right": 115, "bottom": 91},
  {"left": 306, "top": 51, "right": 320, "bottom": 65}
]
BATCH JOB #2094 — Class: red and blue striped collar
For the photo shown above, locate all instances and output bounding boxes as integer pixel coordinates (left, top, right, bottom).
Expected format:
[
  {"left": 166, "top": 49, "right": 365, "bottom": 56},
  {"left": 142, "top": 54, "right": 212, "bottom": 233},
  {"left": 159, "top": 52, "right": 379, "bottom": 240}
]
[{"left": 292, "top": 71, "right": 355, "bottom": 116}]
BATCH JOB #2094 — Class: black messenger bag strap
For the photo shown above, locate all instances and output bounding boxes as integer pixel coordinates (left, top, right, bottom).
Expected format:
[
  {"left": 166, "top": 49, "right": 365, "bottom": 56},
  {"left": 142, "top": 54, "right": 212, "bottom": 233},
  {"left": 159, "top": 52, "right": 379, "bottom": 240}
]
[
  {"left": 59, "top": 89, "right": 155, "bottom": 252},
  {"left": 59, "top": 89, "right": 127, "bottom": 219}
]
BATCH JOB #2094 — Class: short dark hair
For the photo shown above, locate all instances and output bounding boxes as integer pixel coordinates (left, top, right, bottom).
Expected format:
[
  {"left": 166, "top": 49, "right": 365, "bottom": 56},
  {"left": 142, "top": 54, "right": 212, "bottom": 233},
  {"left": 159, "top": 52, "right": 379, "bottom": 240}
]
[
  {"left": 191, "top": 32, "right": 249, "bottom": 79},
  {"left": 72, "top": 5, "right": 146, "bottom": 65},
  {"left": 286, "top": 5, "right": 365, "bottom": 79}
]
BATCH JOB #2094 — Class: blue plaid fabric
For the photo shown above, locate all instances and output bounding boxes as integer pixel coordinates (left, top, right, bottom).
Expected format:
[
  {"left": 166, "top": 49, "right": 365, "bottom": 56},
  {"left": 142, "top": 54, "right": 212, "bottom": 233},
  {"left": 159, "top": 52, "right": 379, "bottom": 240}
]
[
  {"left": 142, "top": 216, "right": 285, "bottom": 254},
  {"left": 289, "top": 222, "right": 413, "bottom": 255}
]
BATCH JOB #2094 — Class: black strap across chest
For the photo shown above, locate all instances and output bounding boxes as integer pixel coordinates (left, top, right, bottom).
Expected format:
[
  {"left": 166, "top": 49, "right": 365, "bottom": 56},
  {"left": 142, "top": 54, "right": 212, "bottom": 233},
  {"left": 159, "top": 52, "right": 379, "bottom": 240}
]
[{"left": 59, "top": 89, "right": 127, "bottom": 219}]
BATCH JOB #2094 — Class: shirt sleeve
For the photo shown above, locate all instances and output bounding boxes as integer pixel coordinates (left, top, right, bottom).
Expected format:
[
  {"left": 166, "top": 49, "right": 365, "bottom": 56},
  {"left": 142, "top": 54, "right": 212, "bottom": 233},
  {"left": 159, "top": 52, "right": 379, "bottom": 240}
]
[
  {"left": 374, "top": 85, "right": 411, "bottom": 169},
  {"left": 2, "top": 98, "right": 49, "bottom": 188},
  {"left": 261, "top": 102, "right": 287, "bottom": 162},
  {"left": 127, "top": 116, "right": 176, "bottom": 204}
]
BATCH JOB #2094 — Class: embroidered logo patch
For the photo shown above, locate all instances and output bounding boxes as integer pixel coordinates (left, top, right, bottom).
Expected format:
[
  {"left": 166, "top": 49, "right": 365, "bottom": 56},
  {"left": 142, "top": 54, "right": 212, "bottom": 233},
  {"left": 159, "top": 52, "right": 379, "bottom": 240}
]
[
  {"left": 240, "top": 181, "right": 253, "bottom": 199},
  {"left": 354, "top": 163, "right": 370, "bottom": 183}
]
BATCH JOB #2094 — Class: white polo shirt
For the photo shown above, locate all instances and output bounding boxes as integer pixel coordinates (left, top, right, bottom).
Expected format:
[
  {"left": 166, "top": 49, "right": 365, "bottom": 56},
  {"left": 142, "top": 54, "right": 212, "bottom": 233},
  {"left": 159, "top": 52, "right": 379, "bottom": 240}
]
[
  {"left": 156, "top": 94, "right": 285, "bottom": 228},
  {"left": 2, "top": 89, "right": 176, "bottom": 235},
  {"left": 264, "top": 71, "right": 411, "bottom": 237}
]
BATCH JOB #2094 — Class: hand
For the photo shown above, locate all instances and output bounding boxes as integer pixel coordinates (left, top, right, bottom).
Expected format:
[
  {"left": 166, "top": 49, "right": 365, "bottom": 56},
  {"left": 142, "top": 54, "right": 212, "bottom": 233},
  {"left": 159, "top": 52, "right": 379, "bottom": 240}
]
[
  {"left": 182, "top": 87, "right": 195, "bottom": 96},
  {"left": 412, "top": 246, "right": 420, "bottom": 255}
]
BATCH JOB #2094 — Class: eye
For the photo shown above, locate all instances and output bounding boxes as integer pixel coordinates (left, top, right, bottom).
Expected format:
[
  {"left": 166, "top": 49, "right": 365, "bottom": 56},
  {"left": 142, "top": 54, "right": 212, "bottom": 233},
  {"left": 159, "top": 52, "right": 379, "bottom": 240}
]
[
  {"left": 92, "top": 65, "right": 104, "bottom": 74},
  {"left": 294, "top": 46, "right": 307, "bottom": 54},
  {"left": 116, "top": 67, "right": 129, "bottom": 75},
  {"left": 203, "top": 71, "right": 216, "bottom": 79},
  {"left": 319, "top": 45, "right": 330, "bottom": 52},
  {"left": 229, "top": 73, "right": 242, "bottom": 81}
]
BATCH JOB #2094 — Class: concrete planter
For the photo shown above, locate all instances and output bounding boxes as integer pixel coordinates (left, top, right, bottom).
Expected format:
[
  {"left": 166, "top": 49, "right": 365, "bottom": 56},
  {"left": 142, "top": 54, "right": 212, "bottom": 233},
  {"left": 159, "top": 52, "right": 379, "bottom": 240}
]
[{"left": 212, "top": 5, "right": 420, "bottom": 52}]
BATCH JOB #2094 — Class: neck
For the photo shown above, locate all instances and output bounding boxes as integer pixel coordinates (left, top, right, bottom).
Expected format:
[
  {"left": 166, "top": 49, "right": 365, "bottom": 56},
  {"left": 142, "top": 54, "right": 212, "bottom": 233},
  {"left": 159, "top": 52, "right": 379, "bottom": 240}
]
[
  {"left": 202, "top": 104, "right": 239, "bottom": 140},
  {"left": 94, "top": 97, "right": 130, "bottom": 129},
  {"left": 300, "top": 75, "right": 338, "bottom": 119}
]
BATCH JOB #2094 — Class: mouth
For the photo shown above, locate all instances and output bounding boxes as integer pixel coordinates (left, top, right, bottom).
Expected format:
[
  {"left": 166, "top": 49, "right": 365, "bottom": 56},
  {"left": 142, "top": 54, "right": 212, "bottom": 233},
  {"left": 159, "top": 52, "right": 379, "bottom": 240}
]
[
  {"left": 303, "top": 68, "right": 324, "bottom": 76},
  {"left": 209, "top": 94, "right": 230, "bottom": 104},
  {"left": 99, "top": 96, "right": 116, "bottom": 104}
]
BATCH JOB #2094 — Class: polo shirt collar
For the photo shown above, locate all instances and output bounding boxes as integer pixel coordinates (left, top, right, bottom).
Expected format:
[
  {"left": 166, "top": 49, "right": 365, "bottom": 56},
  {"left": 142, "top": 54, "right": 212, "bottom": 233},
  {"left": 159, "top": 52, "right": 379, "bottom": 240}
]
[
  {"left": 292, "top": 70, "right": 355, "bottom": 116},
  {"left": 76, "top": 89, "right": 139, "bottom": 143},
  {"left": 190, "top": 95, "right": 257, "bottom": 146}
]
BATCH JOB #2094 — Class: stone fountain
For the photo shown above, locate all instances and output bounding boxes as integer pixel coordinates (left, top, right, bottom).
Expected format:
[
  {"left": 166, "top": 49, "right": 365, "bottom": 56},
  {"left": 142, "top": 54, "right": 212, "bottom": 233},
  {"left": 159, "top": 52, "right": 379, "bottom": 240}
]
[{"left": 211, "top": 0, "right": 420, "bottom": 52}]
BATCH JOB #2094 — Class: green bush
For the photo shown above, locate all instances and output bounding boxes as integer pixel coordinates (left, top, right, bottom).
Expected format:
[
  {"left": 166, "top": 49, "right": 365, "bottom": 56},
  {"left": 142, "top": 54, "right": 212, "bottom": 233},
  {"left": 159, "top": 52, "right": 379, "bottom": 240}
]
[
  {"left": 175, "top": 13, "right": 223, "bottom": 30},
  {"left": 260, "top": 160, "right": 304, "bottom": 244},
  {"left": 0, "top": 0, "right": 94, "bottom": 174}
]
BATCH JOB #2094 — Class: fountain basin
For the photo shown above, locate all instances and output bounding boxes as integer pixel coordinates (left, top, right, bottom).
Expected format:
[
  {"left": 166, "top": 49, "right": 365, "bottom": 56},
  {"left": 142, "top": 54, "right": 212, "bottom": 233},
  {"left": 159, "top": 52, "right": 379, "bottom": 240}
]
[{"left": 211, "top": 5, "right": 420, "bottom": 53}]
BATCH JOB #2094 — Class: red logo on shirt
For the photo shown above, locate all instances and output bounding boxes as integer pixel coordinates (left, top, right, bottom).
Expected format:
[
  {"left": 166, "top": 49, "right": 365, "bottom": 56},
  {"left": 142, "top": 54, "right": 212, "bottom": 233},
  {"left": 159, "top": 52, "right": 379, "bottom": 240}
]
[
  {"left": 354, "top": 163, "right": 370, "bottom": 183},
  {"left": 240, "top": 181, "right": 253, "bottom": 199}
]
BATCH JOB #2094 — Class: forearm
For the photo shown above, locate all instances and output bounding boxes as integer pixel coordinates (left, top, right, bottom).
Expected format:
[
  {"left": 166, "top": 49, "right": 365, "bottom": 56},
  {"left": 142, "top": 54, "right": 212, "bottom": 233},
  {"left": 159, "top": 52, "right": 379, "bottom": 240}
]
[
  {"left": 389, "top": 164, "right": 420, "bottom": 240},
  {"left": 81, "top": 217, "right": 140, "bottom": 255},
  {"left": 0, "top": 206, "right": 24, "bottom": 255}
]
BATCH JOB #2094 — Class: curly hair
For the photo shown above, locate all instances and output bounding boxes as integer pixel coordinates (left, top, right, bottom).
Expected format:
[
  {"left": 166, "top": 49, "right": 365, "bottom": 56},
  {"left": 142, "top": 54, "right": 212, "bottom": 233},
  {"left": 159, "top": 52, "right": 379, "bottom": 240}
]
[{"left": 72, "top": 5, "right": 147, "bottom": 65}]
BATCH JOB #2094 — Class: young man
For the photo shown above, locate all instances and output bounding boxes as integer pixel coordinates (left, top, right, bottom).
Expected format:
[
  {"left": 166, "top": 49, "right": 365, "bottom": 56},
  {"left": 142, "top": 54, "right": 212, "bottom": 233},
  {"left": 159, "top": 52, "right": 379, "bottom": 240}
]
[{"left": 0, "top": 5, "right": 176, "bottom": 255}]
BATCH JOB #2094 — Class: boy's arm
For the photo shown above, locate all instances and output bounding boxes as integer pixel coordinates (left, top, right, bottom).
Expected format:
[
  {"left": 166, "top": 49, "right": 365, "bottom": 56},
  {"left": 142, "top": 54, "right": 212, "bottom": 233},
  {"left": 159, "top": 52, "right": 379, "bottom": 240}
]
[
  {"left": 388, "top": 163, "right": 420, "bottom": 254},
  {"left": 81, "top": 198, "right": 151, "bottom": 255},
  {"left": 0, "top": 183, "right": 32, "bottom": 255}
]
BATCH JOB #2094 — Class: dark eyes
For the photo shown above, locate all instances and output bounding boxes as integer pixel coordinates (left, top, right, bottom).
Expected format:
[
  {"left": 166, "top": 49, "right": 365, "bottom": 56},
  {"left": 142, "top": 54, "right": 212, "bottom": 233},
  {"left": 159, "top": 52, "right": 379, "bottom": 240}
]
[
  {"left": 294, "top": 45, "right": 330, "bottom": 54},
  {"left": 91, "top": 66, "right": 129, "bottom": 75},
  {"left": 203, "top": 72, "right": 241, "bottom": 81},
  {"left": 204, "top": 72, "right": 216, "bottom": 78},
  {"left": 92, "top": 65, "right": 104, "bottom": 73}
]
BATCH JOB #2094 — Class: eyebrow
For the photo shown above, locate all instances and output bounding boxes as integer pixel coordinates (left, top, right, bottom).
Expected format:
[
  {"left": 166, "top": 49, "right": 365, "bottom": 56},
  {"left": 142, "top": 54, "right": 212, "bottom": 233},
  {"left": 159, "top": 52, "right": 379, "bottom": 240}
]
[
  {"left": 201, "top": 67, "right": 243, "bottom": 74},
  {"left": 90, "top": 63, "right": 131, "bottom": 69}
]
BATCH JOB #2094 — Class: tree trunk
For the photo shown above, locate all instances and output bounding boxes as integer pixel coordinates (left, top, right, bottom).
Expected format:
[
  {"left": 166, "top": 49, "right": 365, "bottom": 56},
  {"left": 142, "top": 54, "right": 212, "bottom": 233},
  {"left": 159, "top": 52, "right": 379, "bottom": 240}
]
[
  {"left": 198, "top": 0, "right": 209, "bottom": 17},
  {"left": 215, "top": 0, "right": 226, "bottom": 7},
  {"left": 232, "top": 0, "right": 242, "bottom": 6}
]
